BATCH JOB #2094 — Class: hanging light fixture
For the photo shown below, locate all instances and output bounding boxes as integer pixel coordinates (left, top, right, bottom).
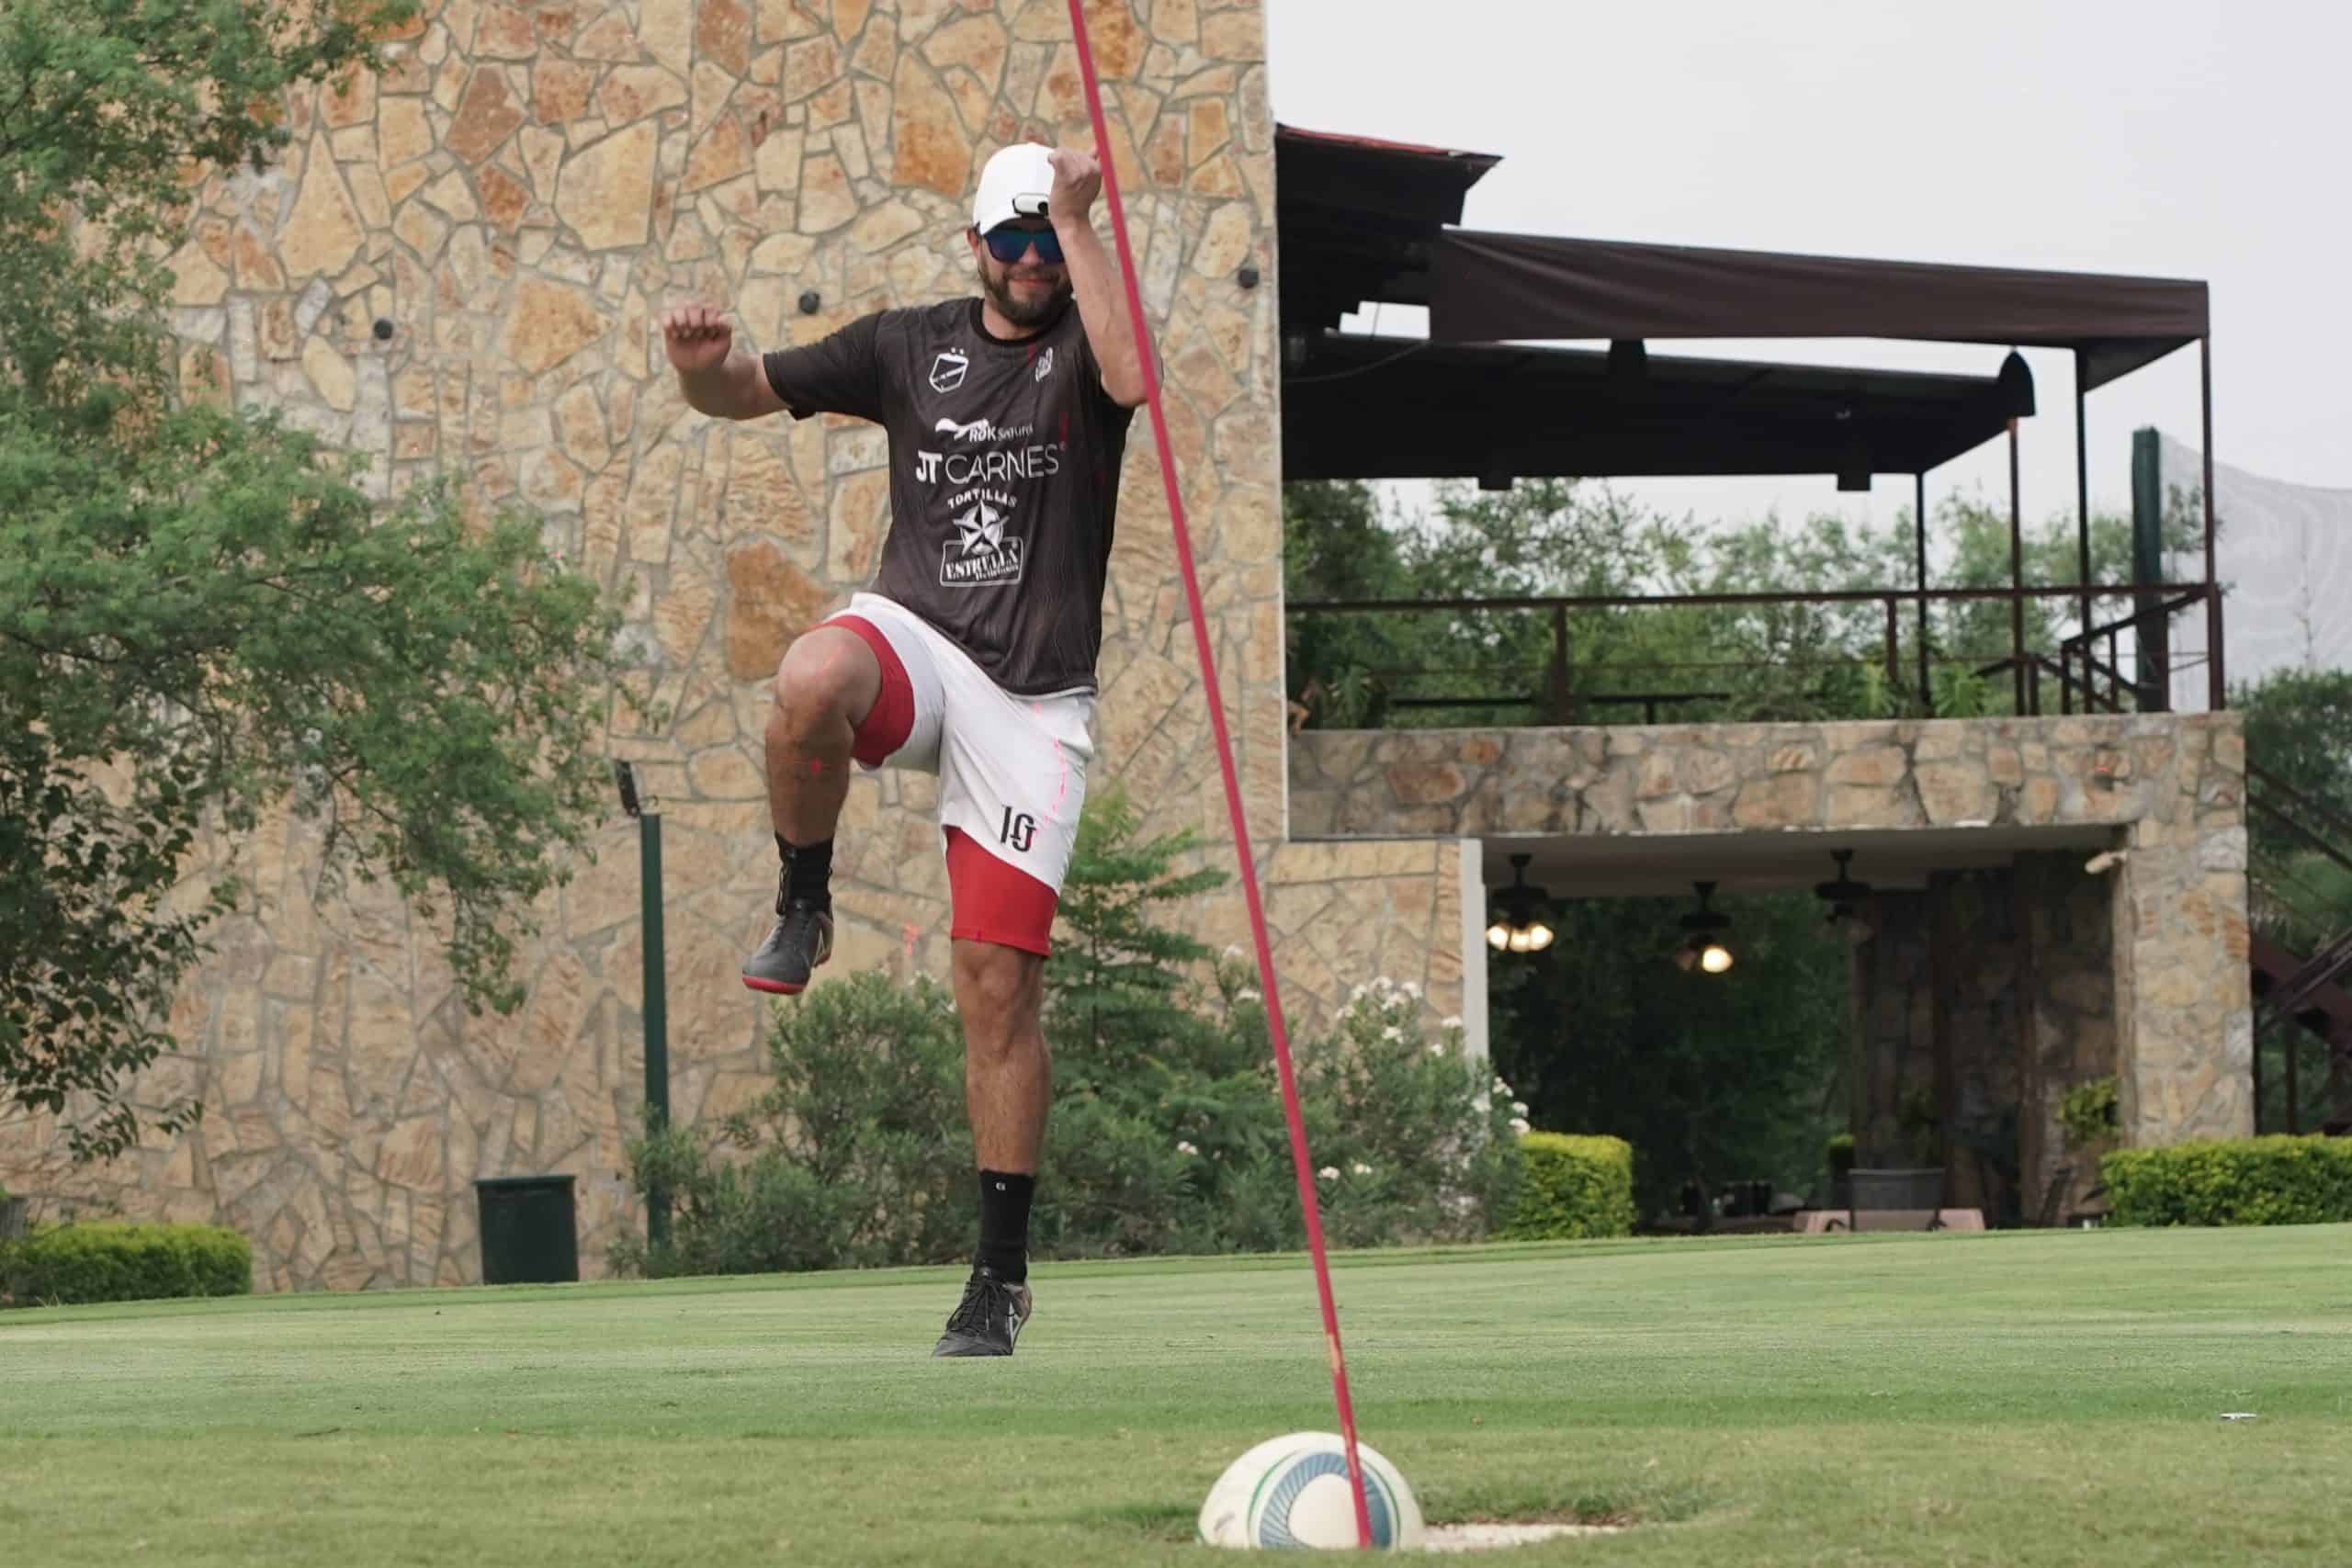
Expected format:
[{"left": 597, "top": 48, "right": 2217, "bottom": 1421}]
[
  {"left": 1673, "top": 881, "right": 1735, "bottom": 975},
  {"left": 1996, "top": 348, "right": 2036, "bottom": 418},
  {"left": 1485, "top": 853, "right": 1555, "bottom": 953}
]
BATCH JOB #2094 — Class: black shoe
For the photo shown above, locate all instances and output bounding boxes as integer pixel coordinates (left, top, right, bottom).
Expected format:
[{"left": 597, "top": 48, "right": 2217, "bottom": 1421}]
[
  {"left": 931, "top": 1265, "right": 1032, "bottom": 1358},
  {"left": 741, "top": 897, "right": 833, "bottom": 995}
]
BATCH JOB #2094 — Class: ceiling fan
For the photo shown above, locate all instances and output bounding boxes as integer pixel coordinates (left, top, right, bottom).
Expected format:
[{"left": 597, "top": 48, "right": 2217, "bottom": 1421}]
[{"left": 1813, "top": 849, "right": 1873, "bottom": 924}]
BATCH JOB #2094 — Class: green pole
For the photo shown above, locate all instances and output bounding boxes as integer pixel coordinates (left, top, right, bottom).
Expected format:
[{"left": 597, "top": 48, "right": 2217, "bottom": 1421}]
[
  {"left": 2130, "top": 427, "right": 2169, "bottom": 711},
  {"left": 640, "top": 809, "right": 671, "bottom": 1251}
]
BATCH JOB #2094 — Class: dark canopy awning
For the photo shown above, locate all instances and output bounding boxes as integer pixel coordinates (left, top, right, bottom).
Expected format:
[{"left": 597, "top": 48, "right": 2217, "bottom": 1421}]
[
  {"left": 1274, "top": 125, "right": 1500, "bottom": 337},
  {"left": 1283, "top": 333, "right": 2025, "bottom": 482},
  {"left": 1429, "top": 231, "right": 2210, "bottom": 390}
]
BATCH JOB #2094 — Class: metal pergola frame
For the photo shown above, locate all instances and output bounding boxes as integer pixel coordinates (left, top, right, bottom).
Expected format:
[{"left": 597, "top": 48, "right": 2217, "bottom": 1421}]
[{"left": 1272, "top": 124, "right": 2223, "bottom": 711}]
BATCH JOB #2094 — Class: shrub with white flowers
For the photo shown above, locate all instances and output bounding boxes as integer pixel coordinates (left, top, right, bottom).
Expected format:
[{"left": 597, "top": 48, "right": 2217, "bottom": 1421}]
[{"left": 1291, "top": 980, "right": 1526, "bottom": 1248}]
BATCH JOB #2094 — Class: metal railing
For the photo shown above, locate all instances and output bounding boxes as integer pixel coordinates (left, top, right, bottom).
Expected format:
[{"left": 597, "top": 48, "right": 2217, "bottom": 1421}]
[
  {"left": 1287, "top": 581, "right": 2217, "bottom": 727},
  {"left": 2053, "top": 589, "right": 2209, "bottom": 716}
]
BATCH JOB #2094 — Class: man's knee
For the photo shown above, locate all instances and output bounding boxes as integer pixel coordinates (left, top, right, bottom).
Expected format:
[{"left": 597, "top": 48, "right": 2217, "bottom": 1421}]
[
  {"left": 772, "top": 626, "right": 879, "bottom": 735},
  {"left": 955, "top": 943, "right": 1045, "bottom": 1062}
]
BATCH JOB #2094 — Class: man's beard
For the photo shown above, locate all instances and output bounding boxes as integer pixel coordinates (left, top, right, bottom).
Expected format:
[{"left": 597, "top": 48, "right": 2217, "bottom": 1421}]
[{"left": 978, "top": 259, "right": 1071, "bottom": 328}]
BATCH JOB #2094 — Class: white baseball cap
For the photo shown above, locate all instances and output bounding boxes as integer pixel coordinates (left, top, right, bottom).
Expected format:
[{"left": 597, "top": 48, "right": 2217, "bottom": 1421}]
[{"left": 971, "top": 142, "right": 1056, "bottom": 233}]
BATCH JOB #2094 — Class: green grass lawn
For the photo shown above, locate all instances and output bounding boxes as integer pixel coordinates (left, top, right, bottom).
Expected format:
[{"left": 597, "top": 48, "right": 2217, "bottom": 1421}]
[{"left": 3, "top": 1225, "right": 2347, "bottom": 1565}]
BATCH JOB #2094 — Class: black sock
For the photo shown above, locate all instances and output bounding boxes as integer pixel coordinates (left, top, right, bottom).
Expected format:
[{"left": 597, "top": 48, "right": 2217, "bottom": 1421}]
[
  {"left": 778, "top": 834, "right": 832, "bottom": 909},
  {"left": 976, "top": 1170, "right": 1035, "bottom": 1283}
]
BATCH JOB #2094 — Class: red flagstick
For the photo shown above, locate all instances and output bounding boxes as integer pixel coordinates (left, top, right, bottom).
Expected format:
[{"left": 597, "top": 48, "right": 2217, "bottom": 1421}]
[{"left": 1060, "top": 1, "right": 1375, "bottom": 1549}]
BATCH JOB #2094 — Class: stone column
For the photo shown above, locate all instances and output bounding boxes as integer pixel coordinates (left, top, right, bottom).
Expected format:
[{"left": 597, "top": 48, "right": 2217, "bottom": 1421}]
[
  {"left": 2114, "top": 838, "right": 2254, "bottom": 1145},
  {"left": 1930, "top": 870, "right": 2023, "bottom": 1221},
  {"left": 2014, "top": 850, "right": 2119, "bottom": 1222},
  {"left": 1850, "top": 889, "right": 1934, "bottom": 1169},
  {"left": 1457, "top": 840, "right": 1490, "bottom": 1064},
  {"left": 2104, "top": 712, "right": 2253, "bottom": 1145}
]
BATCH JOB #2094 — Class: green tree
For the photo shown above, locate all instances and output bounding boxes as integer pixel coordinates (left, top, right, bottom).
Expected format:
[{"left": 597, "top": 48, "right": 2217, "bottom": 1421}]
[
  {"left": 1282, "top": 479, "right": 1459, "bottom": 728},
  {"left": 1284, "top": 479, "right": 1770, "bottom": 729},
  {"left": 2233, "top": 669, "right": 2352, "bottom": 1140},
  {"left": 1038, "top": 786, "right": 1297, "bottom": 1254},
  {"left": 2237, "top": 668, "right": 2352, "bottom": 860},
  {"left": 1043, "top": 784, "right": 1232, "bottom": 1081},
  {"left": 1, "top": 0, "right": 622, "bottom": 1159},
  {"left": 1283, "top": 478, "right": 2209, "bottom": 732},
  {"left": 1490, "top": 890, "right": 1849, "bottom": 1221}
]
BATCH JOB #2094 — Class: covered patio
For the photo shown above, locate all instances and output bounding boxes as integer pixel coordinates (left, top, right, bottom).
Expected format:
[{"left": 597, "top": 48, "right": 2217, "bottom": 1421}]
[{"left": 1274, "top": 124, "right": 2222, "bottom": 715}]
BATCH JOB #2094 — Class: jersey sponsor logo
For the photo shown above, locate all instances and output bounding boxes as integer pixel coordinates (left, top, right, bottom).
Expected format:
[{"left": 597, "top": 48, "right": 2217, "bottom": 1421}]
[
  {"left": 933, "top": 416, "right": 1036, "bottom": 445},
  {"left": 941, "top": 486, "right": 1024, "bottom": 588},
  {"left": 928, "top": 349, "right": 969, "bottom": 394},
  {"left": 1033, "top": 345, "right": 1055, "bottom": 384},
  {"left": 913, "top": 444, "right": 1065, "bottom": 486},
  {"left": 1000, "top": 807, "right": 1038, "bottom": 852}
]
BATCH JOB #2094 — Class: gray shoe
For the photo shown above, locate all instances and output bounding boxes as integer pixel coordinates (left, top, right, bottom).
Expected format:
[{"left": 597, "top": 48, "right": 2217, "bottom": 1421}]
[
  {"left": 932, "top": 1266, "right": 1032, "bottom": 1357},
  {"left": 741, "top": 898, "right": 833, "bottom": 995}
]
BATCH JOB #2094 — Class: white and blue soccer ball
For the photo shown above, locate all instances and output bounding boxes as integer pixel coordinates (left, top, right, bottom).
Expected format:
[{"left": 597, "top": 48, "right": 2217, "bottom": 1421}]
[{"left": 1198, "top": 1432, "right": 1426, "bottom": 1551}]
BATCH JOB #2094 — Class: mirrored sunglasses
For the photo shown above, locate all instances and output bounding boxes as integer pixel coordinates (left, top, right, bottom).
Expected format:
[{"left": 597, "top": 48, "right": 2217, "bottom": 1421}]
[{"left": 983, "top": 225, "right": 1062, "bottom": 265}]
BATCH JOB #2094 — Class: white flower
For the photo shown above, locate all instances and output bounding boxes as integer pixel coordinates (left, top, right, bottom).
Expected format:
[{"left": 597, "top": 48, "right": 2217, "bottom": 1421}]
[
  {"left": 1237, "top": 988, "right": 1261, "bottom": 1003},
  {"left": 1429, "top": 1043, "right": 1448, "bottom": 1057},
  {"left": 1511, "top": 1100, "right": 1529, "bottom": 1117},
  {"left": 1176, "top": 1140, "right": 1199, "bottom": 1156},
  {"left": 1350, "top": 1161, "right": 1374, "bottom": 1177},
  {"left": 1350, "top": 984, "right": 1369, "bottom": 1003},
  {"left": 1442, "top": 1014, "right": 1463, "bottom": 1031},
  {"left": 1373, "top": 976, "right": 1396, "bottom": 992},
  {"left": 1381, "top": 1025, "right": 1402, "bottom": 1042},
  {"left": 1401, "top": 980, "right": 1423, "bottom": 1000},
  {"left": 1318, "top": 1166, "right": 1340, "bottom": 1182},
  {"left": 1224, "top": 944, "right": 1246, "bottom": 960},
  {"left": 1509, "top": 1117, "right": 1531, "bottom": 1135},
  {"left": 1492, "top": 1077, "right": 1510, "bottom": 1094}
]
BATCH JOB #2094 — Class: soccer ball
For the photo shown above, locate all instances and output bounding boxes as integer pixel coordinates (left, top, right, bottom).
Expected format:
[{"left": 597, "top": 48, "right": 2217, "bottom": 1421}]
[{"left": 1197, "top": 1432, "right": 1426, "bottom": 1551}]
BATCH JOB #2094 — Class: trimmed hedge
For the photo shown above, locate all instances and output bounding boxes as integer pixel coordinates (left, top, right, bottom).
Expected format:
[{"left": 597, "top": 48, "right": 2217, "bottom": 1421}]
[
  {"left": 2102, "top": 1135, "right": 2352, "bottom": 1227},
  {"left": 0, "top": 1222, "right": 253, "bottom": 1307},
  {"left": 1499, "top": 1133, "right": 1636, "bottom": 1240}
]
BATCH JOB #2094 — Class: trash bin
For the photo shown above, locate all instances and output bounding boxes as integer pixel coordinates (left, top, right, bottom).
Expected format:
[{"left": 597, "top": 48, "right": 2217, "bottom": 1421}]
[
  {"left": 473, "top": 1174, "right": 580, "bottom": 1284},
  {"left": 1849, "top": 1167, "right": 1944, "bottom": 1213}
]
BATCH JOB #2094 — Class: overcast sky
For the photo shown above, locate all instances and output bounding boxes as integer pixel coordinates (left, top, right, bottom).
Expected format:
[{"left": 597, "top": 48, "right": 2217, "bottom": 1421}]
[{"left": 1261, "top": 0, "right": 2347, "bottom": 540}]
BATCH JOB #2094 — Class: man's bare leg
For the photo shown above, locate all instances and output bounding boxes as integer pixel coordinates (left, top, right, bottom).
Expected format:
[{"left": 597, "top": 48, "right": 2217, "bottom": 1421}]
[
  {"left": 741, "top": 626, "right": 881, "bottom": 995},
  {"left": 954, "top": 939, "right": 1051, "bottom": 1171},
  {"left": 763, "top": 626, "right": 879, "bottom": 841},
  {"left": 933, "top": 938, "right": 1050, "bottom": 1357}
]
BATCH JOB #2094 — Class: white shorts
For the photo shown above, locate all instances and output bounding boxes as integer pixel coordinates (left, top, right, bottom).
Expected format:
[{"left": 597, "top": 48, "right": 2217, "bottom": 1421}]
[{"left": 820, "top": 592, "right": 1096, "bottom": 955}]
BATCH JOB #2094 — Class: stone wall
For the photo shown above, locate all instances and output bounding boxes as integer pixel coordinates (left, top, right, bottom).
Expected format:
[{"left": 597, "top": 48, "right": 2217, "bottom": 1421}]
[
  {"left": 0, "top": 0, "right": 1469, "bottom": 1292},
  {"left": 1293, "top": 713, "right": 2254, "bottom": 1152},
  {"left": 1849, "top": 852, "right": 2117, "bottom": 1227},
  {"left": 2015, "top": 851, "right": 2120, "bottom": 1218},
  {"left": 1927, "top": 871, "right": 2025, "bottom": 1222},
  {"left": 1849, "top": 889, "right": 1933, "bottom": 1174},
  {"left": 1851, "top": 877, "right": 2030, "bottom": 1223}
]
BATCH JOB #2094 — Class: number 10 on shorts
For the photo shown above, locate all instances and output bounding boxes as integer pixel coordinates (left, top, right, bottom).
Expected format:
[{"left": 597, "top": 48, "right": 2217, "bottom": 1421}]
[{"left": 1000, "top": 807, "right": 1038, "bottom": 853}]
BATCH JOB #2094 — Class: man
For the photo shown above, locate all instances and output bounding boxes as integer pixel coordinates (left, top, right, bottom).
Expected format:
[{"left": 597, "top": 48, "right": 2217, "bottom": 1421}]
[{"left": 657, "top": 143, "right": 1147, "bottom": 1357}]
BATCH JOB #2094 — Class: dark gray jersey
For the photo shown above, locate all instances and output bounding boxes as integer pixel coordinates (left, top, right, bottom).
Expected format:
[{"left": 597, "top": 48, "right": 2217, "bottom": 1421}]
[{"left": 762, "top": 298, "right": 1135, "bottom": 696}]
